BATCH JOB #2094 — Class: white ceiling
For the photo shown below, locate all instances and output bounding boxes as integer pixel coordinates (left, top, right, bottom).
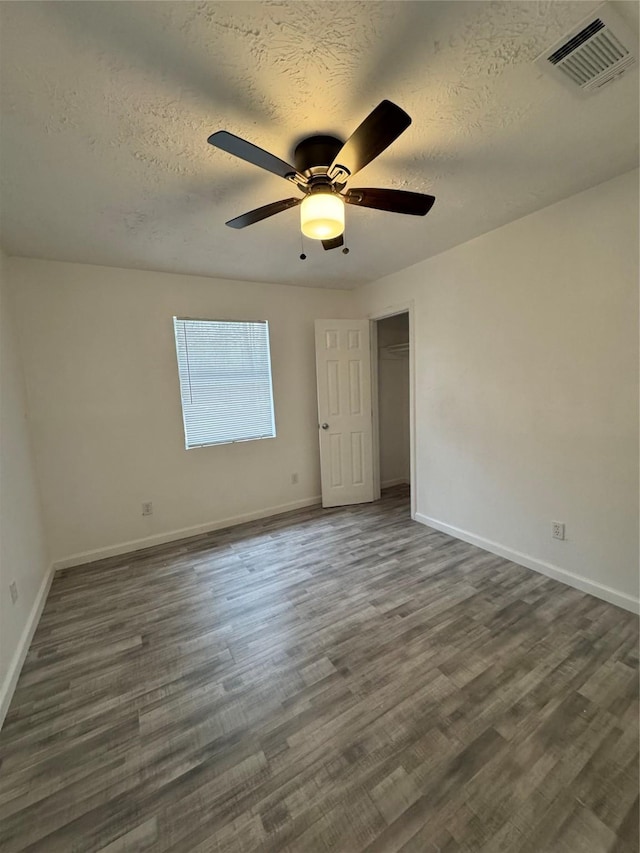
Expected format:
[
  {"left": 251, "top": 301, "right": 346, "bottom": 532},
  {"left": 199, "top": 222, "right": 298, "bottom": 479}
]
[{"left": 0, "top": 1, "right": 638, "bottom": 290}]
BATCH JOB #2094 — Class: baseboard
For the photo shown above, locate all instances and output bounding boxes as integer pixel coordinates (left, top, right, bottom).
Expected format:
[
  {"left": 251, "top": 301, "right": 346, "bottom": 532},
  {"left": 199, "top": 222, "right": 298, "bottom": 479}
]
[
  {"left": 381, "top": 478, "right": 410, "bottom": 488},
  {"left": 0, "top": 562, "right": 55, "bottom": 729},
  {"left": 414, "top": 513, "right": 639, "bottom": 615},
  {"left": 53, "top": 496, "right": 323, "bottom": 571}
]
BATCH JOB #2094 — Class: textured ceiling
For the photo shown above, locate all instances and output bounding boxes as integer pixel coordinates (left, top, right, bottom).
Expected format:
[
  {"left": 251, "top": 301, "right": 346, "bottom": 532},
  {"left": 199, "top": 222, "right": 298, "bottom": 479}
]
[{"left": 0, "top": 1, "right": 638, "bottom": 289}]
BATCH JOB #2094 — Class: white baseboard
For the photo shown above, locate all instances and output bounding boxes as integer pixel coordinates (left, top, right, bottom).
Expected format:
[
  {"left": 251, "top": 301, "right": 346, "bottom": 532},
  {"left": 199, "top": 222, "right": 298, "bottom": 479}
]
[
  {"left": 0, "top": 562, "right": 55, "bottom": 729},
  {"left": 414, "top": 513, "right": 639, "bottom": 615},
  {"left": 53, "top": 496, "right": 323, "bottom": 572},
  {"left": 381, "top": 478, "right": 410, "bottom": 488}
]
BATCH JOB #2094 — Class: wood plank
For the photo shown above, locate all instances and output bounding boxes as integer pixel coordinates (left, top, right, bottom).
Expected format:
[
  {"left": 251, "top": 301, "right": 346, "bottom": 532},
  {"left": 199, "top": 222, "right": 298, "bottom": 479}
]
[{"left": 0, "top": 486, "right": 637, "bottom": 852}]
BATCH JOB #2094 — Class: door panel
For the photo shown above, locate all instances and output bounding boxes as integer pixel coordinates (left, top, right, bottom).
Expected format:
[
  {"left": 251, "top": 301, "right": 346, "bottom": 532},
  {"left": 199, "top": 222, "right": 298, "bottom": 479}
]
[{"left": 315, "top": 320, "right": 374, "bottom": 507}]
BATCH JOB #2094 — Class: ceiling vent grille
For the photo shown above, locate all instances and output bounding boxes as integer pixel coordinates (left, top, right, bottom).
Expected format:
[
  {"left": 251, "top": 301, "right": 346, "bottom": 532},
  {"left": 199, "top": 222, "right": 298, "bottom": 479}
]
[{"left": 536, "top": 3, "right": 638, "bottom": 96}]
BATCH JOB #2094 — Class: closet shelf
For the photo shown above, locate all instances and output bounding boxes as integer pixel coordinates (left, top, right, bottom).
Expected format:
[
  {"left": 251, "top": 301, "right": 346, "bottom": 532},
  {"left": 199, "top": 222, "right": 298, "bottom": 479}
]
[{"left": 382, "top": 342, "right": 409, "bottom": 355}]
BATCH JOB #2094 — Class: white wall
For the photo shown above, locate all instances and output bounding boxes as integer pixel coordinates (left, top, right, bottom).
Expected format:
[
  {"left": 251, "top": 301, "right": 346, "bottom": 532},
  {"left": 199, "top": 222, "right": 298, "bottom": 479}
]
[
  {"left": 356, "top": 170, "right": 639, "bottom": 612},
  {"left": 0, "top": 250, "right": 51, "bottom": 725},
  {"left": 377, "top": 314, "right": 410, "bottom": 486},
  {"left": 9, "top": 259, "right": 355, "bottom": 565}
]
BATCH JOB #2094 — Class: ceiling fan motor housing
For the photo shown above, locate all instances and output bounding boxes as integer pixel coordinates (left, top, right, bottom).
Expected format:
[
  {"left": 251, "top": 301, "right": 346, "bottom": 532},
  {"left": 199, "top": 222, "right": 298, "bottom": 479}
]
[{"left": 294, "top": 135, "right": 344, "bottom": 178}]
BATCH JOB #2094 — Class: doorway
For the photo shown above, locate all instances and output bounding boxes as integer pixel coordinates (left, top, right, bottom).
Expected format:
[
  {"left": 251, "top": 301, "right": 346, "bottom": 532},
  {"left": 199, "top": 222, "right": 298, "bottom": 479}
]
[
  {"left": 313, "top": 312, "right": 414, "bottom": 514},
  {"left": 373, "top": 311, "right": 411, "bottom": 514}
]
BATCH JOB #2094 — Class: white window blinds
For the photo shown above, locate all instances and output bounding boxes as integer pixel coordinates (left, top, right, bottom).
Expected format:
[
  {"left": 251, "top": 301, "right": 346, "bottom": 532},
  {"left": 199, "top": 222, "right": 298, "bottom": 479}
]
[{"left": 173, "top": 318, "right": 276, "bottom": 449}]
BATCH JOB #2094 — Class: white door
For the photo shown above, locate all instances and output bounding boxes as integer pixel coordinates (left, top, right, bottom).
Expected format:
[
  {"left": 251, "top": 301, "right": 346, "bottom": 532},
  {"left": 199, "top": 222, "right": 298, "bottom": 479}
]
[{"left": 315, "top": 320, "right": 374, "bottom": 507}]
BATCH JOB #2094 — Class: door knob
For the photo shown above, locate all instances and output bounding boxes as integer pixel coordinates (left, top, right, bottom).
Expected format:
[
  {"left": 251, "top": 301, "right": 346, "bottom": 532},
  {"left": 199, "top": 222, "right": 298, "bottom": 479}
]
[{"left": 321, "top": 423, "right": 329, "bottom": 430}]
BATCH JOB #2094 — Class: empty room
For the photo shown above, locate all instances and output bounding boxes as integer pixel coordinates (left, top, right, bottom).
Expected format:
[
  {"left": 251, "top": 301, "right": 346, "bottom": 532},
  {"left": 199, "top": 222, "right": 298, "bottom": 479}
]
[{"left": 0, "top": 2, "right": 638, "bottom": 851}]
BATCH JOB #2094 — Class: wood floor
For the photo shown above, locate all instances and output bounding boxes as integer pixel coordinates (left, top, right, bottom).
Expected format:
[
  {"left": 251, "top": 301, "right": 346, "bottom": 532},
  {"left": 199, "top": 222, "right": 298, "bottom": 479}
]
[{"left": 1, "top": 487, "right": 638, "bottom": 852}]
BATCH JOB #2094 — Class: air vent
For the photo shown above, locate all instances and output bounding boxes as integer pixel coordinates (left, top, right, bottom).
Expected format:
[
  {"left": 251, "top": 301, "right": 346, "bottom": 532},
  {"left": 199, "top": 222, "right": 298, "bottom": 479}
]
[{"left": 536, "top": 3, "right": 638, "bottom": 96}]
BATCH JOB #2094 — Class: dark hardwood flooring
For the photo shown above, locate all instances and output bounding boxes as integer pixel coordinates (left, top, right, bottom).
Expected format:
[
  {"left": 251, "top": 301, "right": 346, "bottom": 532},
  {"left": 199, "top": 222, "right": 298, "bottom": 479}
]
[{"left": 0, "top": 487, "right": 638, "bottom": 852}]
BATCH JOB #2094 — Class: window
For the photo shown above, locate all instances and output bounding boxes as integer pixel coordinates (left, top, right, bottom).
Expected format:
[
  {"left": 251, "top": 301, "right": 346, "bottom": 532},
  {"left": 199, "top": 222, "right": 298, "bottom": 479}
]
[{"left": 173, "top": 318, "right": 276, "bottom": 449}]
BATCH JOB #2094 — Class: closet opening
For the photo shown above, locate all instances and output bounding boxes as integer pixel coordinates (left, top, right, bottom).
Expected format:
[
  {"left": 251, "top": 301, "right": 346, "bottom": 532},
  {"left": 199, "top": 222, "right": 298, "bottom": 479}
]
[{"left": 371, "top": 310, "right": 413, "bottom": 516}]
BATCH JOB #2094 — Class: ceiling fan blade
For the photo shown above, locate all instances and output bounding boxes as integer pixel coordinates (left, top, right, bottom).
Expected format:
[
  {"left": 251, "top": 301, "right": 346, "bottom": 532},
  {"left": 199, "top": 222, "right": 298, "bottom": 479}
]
[
  {"left": 329, "top": 101, "right": 411, "bottom": 181},
  {"left": 226, "top": 198, "right": 301, "bottom": 229},
  {"left": 208, "top": 131, "right": 298, "bottom": 181},
  {"left": 322, "top": 235, "right": 344, "bottom": 251},
  {"left": 345, "top": 188, "right": 435, "bottom": 216}
]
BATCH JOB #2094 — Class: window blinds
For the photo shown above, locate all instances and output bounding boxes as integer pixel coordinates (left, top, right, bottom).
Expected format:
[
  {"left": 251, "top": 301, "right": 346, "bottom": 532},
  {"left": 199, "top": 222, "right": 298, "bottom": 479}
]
[{"left": 173, "top": 318, "right": 276, "bottom": 449}]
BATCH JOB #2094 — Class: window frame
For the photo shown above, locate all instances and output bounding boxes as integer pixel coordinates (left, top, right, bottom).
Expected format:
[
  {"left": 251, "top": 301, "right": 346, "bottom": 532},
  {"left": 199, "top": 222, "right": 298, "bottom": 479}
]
[{"left": 173, "top": 316, "right": 277, "bottom": 450}]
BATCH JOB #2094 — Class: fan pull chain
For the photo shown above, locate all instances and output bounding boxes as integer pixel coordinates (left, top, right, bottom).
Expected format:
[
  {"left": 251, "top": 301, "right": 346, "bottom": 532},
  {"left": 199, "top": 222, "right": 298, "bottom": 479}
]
[
  {"left": 342, "top": 223, "right": 349, "bottom": 255},
  {"left": 299, "top": 231, "right": 306, "bottom": 260}
]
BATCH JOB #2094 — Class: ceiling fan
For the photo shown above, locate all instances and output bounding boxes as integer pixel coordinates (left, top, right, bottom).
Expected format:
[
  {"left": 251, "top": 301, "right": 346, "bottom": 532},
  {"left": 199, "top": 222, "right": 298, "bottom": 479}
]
[{"left": 207, "top": 100, "right": 436, "bottom": 251}]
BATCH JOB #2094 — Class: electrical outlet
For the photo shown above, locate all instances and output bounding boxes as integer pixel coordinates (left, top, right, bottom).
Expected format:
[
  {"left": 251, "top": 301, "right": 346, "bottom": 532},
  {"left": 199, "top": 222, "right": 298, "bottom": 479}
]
[
  {"left": 142, "top": 501, "right": 153, "bottom": 516},
  {"left": 552, "top": 521, "right": 565, "bottom": 541},
  {"left": 291, "top": 473, "right": 299, "bottom": 485},
  {"left": 9, "top": 581, "right": 18, "bottom": 604}
]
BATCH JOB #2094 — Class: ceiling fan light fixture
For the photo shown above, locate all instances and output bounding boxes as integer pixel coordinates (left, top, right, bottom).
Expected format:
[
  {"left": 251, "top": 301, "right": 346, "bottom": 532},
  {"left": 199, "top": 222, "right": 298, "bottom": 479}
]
[
  {"left": 208, "top": 101, "right": 435, "bottom": 245},
  {"left": 300, "top": 191, "right": 344, "bottom": 240}
]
